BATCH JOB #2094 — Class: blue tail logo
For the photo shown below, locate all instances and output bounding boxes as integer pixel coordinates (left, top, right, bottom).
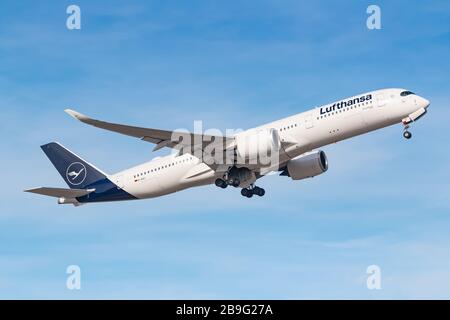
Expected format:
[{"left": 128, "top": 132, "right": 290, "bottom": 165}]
[
  {"left": 41, "top": 142, "right": 106, "bottom": 189},
  {"left": 66, "top": 162, "right": 87, "bottom": 185},
  {"left": 39, "top": 141, "right": 136, "bottom": 202}
]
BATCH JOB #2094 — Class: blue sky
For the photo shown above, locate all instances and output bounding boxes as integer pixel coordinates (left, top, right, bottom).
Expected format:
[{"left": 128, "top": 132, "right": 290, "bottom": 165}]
[{"left": 1, "top": 0, "right": 450, "bottom": 299}]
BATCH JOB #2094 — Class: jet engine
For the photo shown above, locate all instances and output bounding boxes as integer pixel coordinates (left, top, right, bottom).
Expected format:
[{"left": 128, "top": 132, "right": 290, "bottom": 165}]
[
  {"left": 281, "top": 150, "right": 328, "bottom": 180},
  {"left": 235, "top": 128, "right": 280, "bottom": 164}
]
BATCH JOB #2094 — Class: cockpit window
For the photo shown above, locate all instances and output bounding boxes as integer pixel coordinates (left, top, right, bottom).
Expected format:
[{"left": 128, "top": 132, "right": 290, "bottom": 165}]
[{"left": 400, "top": 91, "right": 415, "bottom": 97}]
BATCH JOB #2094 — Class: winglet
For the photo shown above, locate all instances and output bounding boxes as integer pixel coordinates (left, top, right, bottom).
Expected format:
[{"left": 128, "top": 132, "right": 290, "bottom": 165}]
[{"left": 64, "top": 109, "right": 91, "bottom": 122}]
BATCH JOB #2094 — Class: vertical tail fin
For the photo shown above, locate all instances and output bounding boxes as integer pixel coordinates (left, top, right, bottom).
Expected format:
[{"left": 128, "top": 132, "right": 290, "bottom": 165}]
[{"left": 41, "top": 142, "right": 107, "bottom": 189}]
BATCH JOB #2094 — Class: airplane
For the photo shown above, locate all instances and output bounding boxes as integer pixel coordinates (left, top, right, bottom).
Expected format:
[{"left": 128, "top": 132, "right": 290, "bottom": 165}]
[{"left": 25, "top": 88, "right": 430, "bottom": 206}]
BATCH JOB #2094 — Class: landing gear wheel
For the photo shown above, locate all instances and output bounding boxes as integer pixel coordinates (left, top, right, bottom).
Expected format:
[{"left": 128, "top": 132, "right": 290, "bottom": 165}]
[
  {"left": 241, "top": 188, "right": 253, "bottom": 198},
  {"left": 227, "top": 178, "right": 238, "bottom": 187},
  {"left": 402, "top": 122, "right": 412, "bottom": 140},
  {"left": 215, "top": 178, "right": 227, "bottom": 189},
  {"left": 254, "top": 187, "right": 265, "bottom": 197},
  {"left": 241, "top": 188, "right": 252, "bottom": 198}
]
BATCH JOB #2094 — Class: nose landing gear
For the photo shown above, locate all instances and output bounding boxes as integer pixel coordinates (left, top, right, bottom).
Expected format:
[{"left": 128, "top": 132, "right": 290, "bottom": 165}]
[
  {"left": 403, "top": 130, "right": 412, "bottom": 140},
  {"left": 402, "top": 122, "right": 412, "bottom": 140}
]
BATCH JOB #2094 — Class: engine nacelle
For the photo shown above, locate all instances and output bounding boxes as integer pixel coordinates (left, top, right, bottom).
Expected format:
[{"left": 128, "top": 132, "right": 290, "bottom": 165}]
[
  {"left": 282, "top": 150, "right": 328, "bottom": 180},
  {"left": 235, "top": 128, "right": 280, "bottom": 164}
]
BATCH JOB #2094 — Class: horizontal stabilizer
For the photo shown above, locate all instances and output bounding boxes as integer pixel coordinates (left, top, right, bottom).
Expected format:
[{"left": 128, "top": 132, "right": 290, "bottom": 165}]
[{"left": 24, "top": 187, "right": 95, "bottom": 198}]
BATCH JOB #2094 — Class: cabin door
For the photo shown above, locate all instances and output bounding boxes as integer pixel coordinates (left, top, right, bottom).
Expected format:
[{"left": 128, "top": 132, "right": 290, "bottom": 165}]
[{"left": 305, "top": 115, "right": 314, "bottom": 129}]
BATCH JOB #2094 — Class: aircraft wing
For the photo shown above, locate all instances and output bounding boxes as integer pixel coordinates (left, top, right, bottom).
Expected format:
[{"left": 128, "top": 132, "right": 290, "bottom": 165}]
[
  {"left": 24, "top": 187, "right": 95, "bottom": 198},
  {"left": 65, "top": 109, "right": 234, "bottom": 154}
]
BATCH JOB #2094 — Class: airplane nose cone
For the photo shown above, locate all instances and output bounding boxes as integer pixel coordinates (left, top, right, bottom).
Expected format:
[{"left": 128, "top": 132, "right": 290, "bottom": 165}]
[{"left": 418, "top": 96, "right": 430, "bottom": 109}]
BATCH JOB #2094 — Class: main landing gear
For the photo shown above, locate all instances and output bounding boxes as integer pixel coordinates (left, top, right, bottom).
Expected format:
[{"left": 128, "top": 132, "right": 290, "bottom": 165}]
[
  {"left": 241, "top": 185, "right": 265, "bottom": 198},
  {"left": 215, "top": 167, "right": 265, "bottom": 198},
  {"left": 214, "top": 178, "right": 265, "bottom": 198},
  {"left": 214, "top": 177, "right": 239, "bottom": 188},
  {"left": 215, "top": 166, "right": 248, "bottom": 189}
]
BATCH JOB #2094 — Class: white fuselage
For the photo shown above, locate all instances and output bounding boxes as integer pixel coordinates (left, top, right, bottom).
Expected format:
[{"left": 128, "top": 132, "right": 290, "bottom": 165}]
[{"left": 110, "top": 88, "right": 429, "bottom": 200}]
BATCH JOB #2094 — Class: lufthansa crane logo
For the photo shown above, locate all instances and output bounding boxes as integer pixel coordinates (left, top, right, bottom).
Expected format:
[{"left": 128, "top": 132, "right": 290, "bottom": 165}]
[{"left": 66, "top": 162, "right": 87, "bottom": 186}]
